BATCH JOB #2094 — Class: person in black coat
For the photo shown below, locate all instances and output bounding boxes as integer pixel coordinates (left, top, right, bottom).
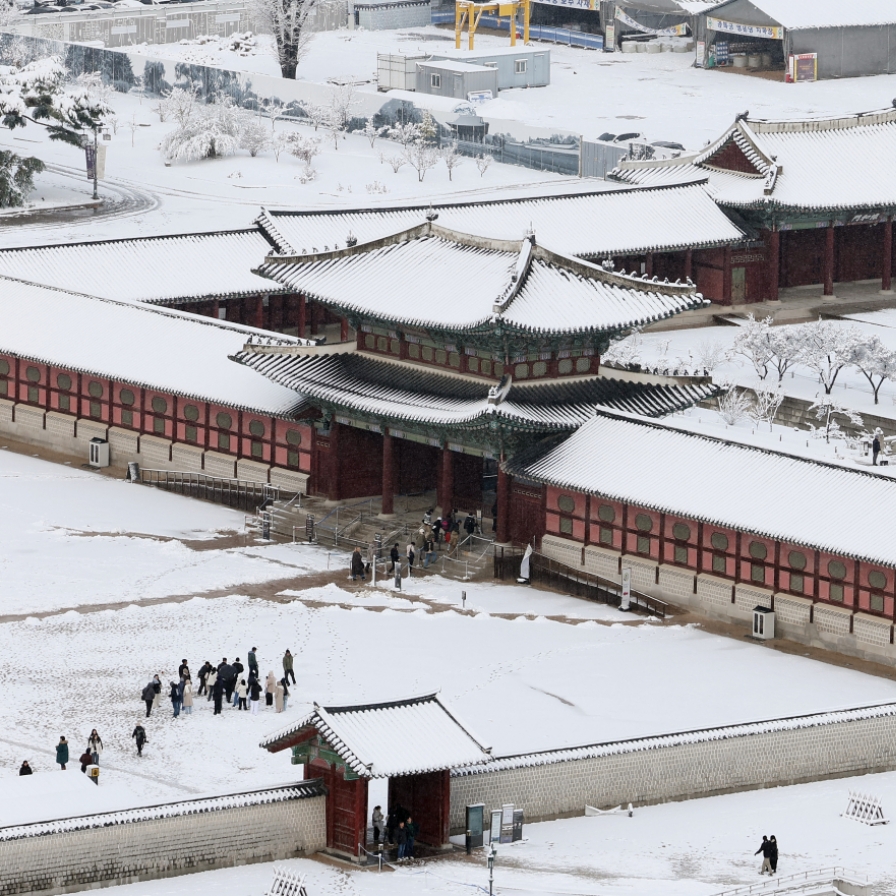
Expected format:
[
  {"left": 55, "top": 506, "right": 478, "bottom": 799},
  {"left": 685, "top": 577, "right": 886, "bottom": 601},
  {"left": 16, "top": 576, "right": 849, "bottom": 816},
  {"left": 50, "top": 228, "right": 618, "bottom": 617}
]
[
  {"left": 873, "top": 434, "right": 882, "bottom": 465},
  {"left": 769, "top": 835, "right": 778, "bottom": 874},
  {"left": 197, "top": 661, "right": 211, "bottom": 696},
  {"left": 212, "top": 675, "right": 226, "bottom": 715},
  {"left": 132, "top": 725, "right": 147, "bottom": 756},
  {"left": 755, "top": 835, "right": 773, "bottom": 874},
  {"left": 19, "top": 760, "right": 32, "bottom": 775},
  {"left": 389, "top": 543, "right": 400, "bottom": 573},
  {"left": 350, "top": 547, "right": 365, "bottom": 581}
]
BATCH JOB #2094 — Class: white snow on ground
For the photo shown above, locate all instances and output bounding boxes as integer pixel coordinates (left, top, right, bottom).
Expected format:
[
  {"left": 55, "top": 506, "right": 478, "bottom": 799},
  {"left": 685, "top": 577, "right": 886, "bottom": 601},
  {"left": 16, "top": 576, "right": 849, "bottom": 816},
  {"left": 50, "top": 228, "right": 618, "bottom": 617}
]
[
  {"left": 0, "top": 450, "right": 328, "bottom": 616},
  {"left": 72, "top": 766, "right": 896, "bottom": 896},
  {"left": 2, "top": 590, "right": 893, "bottom": 806},
  {"left": 127, "top": 33, "right": 282, "bottom": 77}
]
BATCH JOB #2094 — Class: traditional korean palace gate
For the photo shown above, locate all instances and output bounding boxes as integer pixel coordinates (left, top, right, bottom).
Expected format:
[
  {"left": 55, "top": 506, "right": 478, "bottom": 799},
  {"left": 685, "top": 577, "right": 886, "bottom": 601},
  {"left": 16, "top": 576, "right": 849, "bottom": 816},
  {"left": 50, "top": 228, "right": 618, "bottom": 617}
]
[{"left": 260, "top": 693, "right": 491, "bottom": 859}]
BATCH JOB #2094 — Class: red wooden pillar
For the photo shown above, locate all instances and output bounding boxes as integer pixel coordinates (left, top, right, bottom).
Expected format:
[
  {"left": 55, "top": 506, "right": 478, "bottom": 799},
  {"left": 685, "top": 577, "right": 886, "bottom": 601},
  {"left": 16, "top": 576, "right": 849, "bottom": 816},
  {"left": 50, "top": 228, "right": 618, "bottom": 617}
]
[
  {"left": 645, "top": 252, "right": 654, "bottom": 277},
  {"left": 297, "top": 294, "right": 307, "bottom": 338},
  {"left": 340, "top": 316, "right": 349, "bottom": 342},
  {"left": 824, "top": 224, "right": 835, "bottom": 296},
  {"left": 722, "top": 246, "right": 733, "bottom": 304},
  {"left": 440, "top": 446, "right": 454, "bottom": 514},
  {"left": 381, "top": 429, "right": 395, "bottom": 517},
  {"left": 210, "top": 299, "right": 219, "bottom": 320},
  {"left": 767, "top": 229, "right": 780, "bottom": 301},
  {"left": 684, "top": 249, "right": 693, "bottom": 283},
  {"left": 496, "top": 464, "right": 510, "bottom": 544},
  {"left": 882, "top": 216, "right": 893, "bottom": 293}
]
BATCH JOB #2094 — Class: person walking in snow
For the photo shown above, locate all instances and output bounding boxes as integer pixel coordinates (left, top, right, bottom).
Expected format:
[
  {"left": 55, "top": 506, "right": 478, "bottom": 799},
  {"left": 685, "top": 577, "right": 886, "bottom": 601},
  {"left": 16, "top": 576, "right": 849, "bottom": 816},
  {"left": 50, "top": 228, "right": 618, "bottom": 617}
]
[
  {"left": 79, "top": 749, "right": 92, "bottom": 773},
  {"left": 142, "top": 680, "right": 156, "bottom": 718},
  {"left": 248, "top": 647, "right": 259, "bottom": 679},
  {"left": 236, "top": 678, "right": 248, "bottom": 711},
  {"left": 389, "top": 543, "right": 400, "bottom": 573},
  {"left": 87, "top": 729, "right": 103, "bottom": 766},
  {"left": 197, "top": 661, "right": 211, "bottom": 696},
  {"left": 406, "top": 541, "right": 415, "bottom": 569},
  {"left": 182, "top": 676, "right": 194, "bottom": 715},
  {"left": 769, "top": 835, "right": 778, "bottom": 875},
  {"left": 280, "top": 677, "right": 290, "bottom": 711},
  {"left": 151, "top": 674, "right": 162, "bottom": 710},
  {"left": 56, "top": 736, "right": 69, "bottom": 771},
  {"left": 282, "top": 650, "right": 295, "bottom": 685},
  {"left": 169, "top": 681, "right": 182, "bottom": 718},
  {"left": 132, "top": 724, "right": 147, "bottom": 757},
  {"left": 755, "top": 835, "right": 773, "bottom": 875},
  {"left": 351, "top": 546, "right": 365, "bottom": 582},
  {"left": 275, "top": 678, "right": 284, "bottom": 713},
  {"left": 249, "top": 677, "right": 262, "bottom": 715},
  {"left": 395, "top": 820, "right": 408, "bottom": 860},
  {"left": 873, "top": 433, "right": 882, "bottom": 465},
  {"left": 205, "top": 666, "right": 217, "bottom": 701},
  {"left": 212, "top": 675, "right": 225, "bottom": 716},
  {"left": 178, "top": 659, "right": 189, "bottom": 679}
]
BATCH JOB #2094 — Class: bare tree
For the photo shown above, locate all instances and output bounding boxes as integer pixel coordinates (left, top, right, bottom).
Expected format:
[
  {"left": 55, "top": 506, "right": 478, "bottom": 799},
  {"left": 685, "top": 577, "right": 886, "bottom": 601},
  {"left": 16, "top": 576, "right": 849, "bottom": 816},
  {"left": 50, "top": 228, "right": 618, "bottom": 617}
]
[
  {"left": 696, "top": 338, "right": 731, "bottom": 374},
  {"left": 732, "top": 314, "right": 774, "bottom": 380},
  {"left": 403, "top": 138, "right": 439, "bottom": 182},
  {"left": 263, "top": 99, "right": 286, "bottom": 131},
  {"left": 286, "top": 132, "right": 320, "bottom": 163},
  {"left": 254, "top": 0, "right": 316, "bottom": 78},
  {"left": 475, "top": 154, "right": 493, "bottom": 177},
  {"left": 808, "top": 397, "right": 863, "bottom": 443},
  {"left": 158, "top": 87, "right": 198, "bottom": 129},
  {"left": 301, "top": 101, "right": 328, "bottom": 131},
  {"left": 749, "top": 383, "right": 784, "bottom": 432},
  {"left": 441, "top": 142, "right": 463, "bottom": 181},
  {"left": 327, "top": 81, "right": 358, "bottom": 150},
  {"left": 852, "top": 335, "right": 896, "bottom": 404},
  {"left": 798, "top": 318, "right": 862, "bottom": 395}
]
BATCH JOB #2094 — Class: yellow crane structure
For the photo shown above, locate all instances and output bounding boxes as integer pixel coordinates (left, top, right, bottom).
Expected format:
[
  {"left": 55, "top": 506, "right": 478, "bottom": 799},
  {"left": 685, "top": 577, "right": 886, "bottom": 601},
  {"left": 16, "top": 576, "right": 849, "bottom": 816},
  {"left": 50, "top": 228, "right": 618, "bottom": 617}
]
[{"left": 454, "top": 0, "right": 530, "bottom": 50}]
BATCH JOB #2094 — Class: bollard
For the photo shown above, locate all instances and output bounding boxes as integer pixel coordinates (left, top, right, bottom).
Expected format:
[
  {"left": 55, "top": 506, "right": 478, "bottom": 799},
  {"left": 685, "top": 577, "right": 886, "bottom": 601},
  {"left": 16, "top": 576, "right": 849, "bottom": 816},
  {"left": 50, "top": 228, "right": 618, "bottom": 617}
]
[
  {"left": 462, "top": 590, "right": 466, "bottom": 609},
  {"left": 88, "top": 766, "right": 99, "bottom": 786},
  {"left": 394, "top": 567, "right": 402, "bottom": 590}
]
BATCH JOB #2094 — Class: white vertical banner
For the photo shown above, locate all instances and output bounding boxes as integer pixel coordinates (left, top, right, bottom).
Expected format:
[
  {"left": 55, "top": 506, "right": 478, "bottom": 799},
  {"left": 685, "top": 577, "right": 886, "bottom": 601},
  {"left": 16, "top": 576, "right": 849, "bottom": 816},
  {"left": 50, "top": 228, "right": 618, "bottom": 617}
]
[{"left": 621, "top": 567, "right": 631, "bottom": 611}]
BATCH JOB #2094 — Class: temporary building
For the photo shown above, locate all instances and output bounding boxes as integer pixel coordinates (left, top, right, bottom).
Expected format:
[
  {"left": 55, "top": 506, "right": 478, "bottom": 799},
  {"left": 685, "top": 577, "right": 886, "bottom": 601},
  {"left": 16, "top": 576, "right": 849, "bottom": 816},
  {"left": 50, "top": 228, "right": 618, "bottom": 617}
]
[
  {"left": 415, "top": 60, "right": 499, "bottom": 100},
  {"left": 700, "top": 0, "right": 896, "bottom": 79}
]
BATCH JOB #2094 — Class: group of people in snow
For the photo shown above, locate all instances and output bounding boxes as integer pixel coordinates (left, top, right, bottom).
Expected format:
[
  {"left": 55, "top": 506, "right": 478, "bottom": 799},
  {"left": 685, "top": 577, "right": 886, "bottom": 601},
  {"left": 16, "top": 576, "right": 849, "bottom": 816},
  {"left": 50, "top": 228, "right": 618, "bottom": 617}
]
[
  {"left": 349, "top": 509, "right": 482, "bottom": 582},
  {"left": 371, "top": 804, "right": 420, "bottom": 861},
  {"left": 20, "top": 730, "right": 104, "bottom": 775}
]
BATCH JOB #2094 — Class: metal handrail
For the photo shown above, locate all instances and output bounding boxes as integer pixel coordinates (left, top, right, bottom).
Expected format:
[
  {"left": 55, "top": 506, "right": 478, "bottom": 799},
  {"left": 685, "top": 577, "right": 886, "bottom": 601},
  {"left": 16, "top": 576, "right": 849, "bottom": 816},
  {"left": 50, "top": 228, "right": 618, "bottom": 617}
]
[{"left": 712, "top": 868, "right": 868, "bottom": 896}]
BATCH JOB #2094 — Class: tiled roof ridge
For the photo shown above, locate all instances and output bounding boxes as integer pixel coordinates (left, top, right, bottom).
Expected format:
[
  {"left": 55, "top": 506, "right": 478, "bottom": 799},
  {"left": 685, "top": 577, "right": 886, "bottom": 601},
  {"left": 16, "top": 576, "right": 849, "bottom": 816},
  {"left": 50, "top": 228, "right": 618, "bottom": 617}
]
[
  {"left": 693, "top": 120, "right": 771, "bottom": 174},
  {"left": 0, "top": 226, "right": 264, "bottom": 255},
  {"left": 747, "top": 106, "right": 896, "bottom": 134},
  {"left": 526, "top": 404, "right": 896, "bottom": 486},
  {"left": 0, "top": 782, "right": 324, "bottom": 842},
  {"left": 451, "top": 701, "right": 896, "bottom": 776}
]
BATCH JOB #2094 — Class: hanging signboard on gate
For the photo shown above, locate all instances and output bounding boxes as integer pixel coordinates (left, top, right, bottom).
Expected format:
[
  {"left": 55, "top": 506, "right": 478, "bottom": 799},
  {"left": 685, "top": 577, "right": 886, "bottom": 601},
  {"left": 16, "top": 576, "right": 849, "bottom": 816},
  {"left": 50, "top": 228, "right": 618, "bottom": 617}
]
[{"left": 706, "top": 16, "right": 783, "bottom": 40}]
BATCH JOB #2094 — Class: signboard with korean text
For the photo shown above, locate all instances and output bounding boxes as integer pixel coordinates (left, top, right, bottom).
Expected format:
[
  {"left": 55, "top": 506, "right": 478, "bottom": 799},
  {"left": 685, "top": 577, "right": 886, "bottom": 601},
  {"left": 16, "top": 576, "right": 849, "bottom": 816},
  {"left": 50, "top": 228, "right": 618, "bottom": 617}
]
[
  {"left": 615, "top": 8, "right": 687, "bottom": 35},
  {"left": 790, "top": 53, "right": 817, "bottom": 82},
  {"left": 604, "top": 21, "right": 615, "bottom": 50},
  {"left": 706, "top": 16, "right": 783, "bottom": 40}
]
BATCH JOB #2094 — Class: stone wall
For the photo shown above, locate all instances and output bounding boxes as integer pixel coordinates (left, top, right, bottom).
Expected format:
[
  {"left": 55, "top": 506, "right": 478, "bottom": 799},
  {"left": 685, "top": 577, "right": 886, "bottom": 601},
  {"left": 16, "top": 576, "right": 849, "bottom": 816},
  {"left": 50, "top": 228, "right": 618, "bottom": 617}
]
[
  {"left": 449, "top": 705, "right": 896, "bottom": 831},
  {"left": 0, "top": 783, "right": 326, "bottom": 896},
  {"left": 0, "top": 400, "right": 306, "bottom": 493}
]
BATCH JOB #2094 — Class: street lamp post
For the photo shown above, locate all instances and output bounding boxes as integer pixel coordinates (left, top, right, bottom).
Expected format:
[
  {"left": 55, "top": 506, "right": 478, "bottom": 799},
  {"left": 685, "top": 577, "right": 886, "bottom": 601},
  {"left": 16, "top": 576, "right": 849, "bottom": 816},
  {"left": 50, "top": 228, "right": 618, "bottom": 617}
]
[
  {"left": 91, "top": 126, "right": 98, "bottom": 201},
  {"left": 487, "top": 843, "right": 497, "bottom": 896}
]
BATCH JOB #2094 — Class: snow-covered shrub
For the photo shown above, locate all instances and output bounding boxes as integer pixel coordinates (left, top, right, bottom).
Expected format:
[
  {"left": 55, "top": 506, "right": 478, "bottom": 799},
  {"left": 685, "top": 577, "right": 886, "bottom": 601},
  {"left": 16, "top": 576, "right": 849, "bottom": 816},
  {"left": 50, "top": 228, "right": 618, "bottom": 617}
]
[
  {"left": 797, "top": 318, "right": 862, "bottom": 395},
  {"left": 160, "top": 95, "right": 243, "bottom": 163},
  {"left": 240, "top": 116, "right": 270, "bottom": 156},
  {"left": 716, "top": 386, "right": 752, "bottom": 425},
  {"left": 286, "top": 132, "right": 319, "bottom": 163},
  {"left": 852, "top": 335, "right": 896, "bottom": 405},
  {"left": 749, "top": 383, "right": 784, "bottom": 431},
  {"left": 808, "top": 397, "right": 863, "bottom": 443}
]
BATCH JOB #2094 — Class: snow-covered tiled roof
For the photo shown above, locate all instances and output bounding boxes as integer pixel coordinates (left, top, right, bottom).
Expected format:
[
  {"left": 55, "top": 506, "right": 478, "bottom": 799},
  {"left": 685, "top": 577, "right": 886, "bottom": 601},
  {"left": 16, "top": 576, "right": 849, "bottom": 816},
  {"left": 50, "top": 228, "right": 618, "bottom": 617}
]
[
  {"left": 453, "top": 702, "right": 896, "bottom": 776},
  {"left": 714, "top": 0, "right": 896, "bottom": 30},
  {"left": 260, "top": 693, "right": 492, "bottom": 777},
  {"left": 259, "top": 225, "right": 705, "bottom": 336},
  {"left": 257, "top": 182, "right": 744, "bottom": 259},
  {"left": 0, "top": 229, "right": 279, "bottom": 305},
  {"left": 0, "top": 782, "right": 324, "bottom": 842},
  {"left": 615, "top": 109, "right": 896, "bottom": 213},
  {"left": 511, "top": 409, "right": 896, "bottom": 568},
  {"left": 0, "top": 277, "right": 309, "bottom": 418},
  {"left": 232, "top": 351, "right": 717, "bottom": 429},
  {"left": 418, "top": 59, "right": 496, "bottom": 73}
]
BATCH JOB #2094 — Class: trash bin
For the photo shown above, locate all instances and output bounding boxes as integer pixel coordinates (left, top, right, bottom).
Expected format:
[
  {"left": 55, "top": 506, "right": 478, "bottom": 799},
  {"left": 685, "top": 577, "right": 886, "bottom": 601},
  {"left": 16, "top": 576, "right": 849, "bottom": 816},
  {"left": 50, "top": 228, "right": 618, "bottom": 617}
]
[
  {"left": 88, "top": 765, "right": 100, "bottom": 786},
  {"left": 752, "top": 606, "right": 775, "bottom": 640}
]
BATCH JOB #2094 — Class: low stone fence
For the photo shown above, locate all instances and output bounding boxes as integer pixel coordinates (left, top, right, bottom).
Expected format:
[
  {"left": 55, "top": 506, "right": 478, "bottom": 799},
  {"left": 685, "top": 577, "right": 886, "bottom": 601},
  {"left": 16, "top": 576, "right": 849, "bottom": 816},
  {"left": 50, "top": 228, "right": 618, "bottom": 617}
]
[
  {"left": 0, "top": 781, "right": 326, "bottom": 896},
  {"left": 449, "top": 703, "right": 896, "bottom": 831}
]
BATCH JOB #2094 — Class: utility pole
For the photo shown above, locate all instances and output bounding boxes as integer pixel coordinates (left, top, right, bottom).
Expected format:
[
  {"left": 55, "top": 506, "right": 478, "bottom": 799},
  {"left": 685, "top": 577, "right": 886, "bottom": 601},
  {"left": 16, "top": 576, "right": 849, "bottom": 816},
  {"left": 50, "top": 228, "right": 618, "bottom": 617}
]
[{"left": 91, "top": 127, "right": 98, "bottom": 201}]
